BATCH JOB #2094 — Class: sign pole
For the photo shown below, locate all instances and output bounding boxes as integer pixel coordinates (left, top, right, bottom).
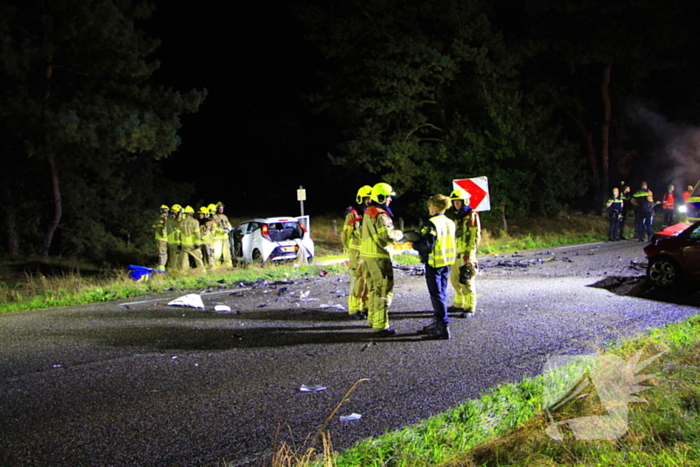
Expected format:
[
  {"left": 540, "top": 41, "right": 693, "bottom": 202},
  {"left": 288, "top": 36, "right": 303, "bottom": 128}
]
[{"left": 297, "top": 186, "right": 306, "bottom": 217}]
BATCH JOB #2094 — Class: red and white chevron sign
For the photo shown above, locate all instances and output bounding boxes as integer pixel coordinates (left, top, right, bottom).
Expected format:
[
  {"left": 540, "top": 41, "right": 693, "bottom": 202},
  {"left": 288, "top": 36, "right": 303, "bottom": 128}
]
[{"left": 453, "top": 176, "right": 490, "bottom": 212}]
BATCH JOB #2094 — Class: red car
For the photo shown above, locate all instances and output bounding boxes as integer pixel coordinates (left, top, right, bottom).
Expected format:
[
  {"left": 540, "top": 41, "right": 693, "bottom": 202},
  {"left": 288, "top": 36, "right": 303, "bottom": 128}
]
[{"left": 644, "top": 220, "right": 700, "bottom": 287}]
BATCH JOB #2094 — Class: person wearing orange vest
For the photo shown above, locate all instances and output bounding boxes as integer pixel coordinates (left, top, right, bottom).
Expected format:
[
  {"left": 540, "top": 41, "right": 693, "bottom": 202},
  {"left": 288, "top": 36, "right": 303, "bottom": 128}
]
[
  {"left": 179, "top": 206, "right": 204, "bottom": 269},
  {"left": 661, "top": 184, "right": 676, "bottom": 228},
  {"left": 360, "top": 182, "right": 404, "bottom": 336},
  {"left": 341, "top": 185, "right": 372, "bottom": 319},
  {"left": 412, "top": 194, "right": 456, "bottom": 340}
]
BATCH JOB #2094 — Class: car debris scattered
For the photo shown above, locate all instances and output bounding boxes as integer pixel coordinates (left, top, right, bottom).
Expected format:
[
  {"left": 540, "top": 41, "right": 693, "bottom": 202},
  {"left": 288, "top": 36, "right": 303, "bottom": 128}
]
[
  {"left": 339, "top": 413, "right": 362, "bottom": 422},
  {"left": 299, "top": 384, "right": 327, "bottom": 392},
  {"left": 167, "top": 294, "right": 205, "bottom": 309}
]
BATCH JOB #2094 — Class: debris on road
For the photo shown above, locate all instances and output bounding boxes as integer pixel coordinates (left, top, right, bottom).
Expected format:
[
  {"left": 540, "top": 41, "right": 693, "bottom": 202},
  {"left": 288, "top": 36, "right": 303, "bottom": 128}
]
[
  {"left": 300, "top": 384, "right": 327, "bottom": 392},
  {"left": 214, "top": 305, "right": 232, "bottom": 313},
  {"left": 167, "top": 294, "right": 205, "bottom": 309},
  {"left": 339, "top": 413, "right": 362, "bottom": 422},
  {"left": 320, "top": 304, "right": 345, "bottom": 310}
]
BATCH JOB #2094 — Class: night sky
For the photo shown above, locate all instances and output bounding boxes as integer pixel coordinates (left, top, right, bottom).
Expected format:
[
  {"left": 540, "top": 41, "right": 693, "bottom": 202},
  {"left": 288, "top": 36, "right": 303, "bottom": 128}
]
[{"left": 148, "top": 2, "right": 344, "bottom": 217}]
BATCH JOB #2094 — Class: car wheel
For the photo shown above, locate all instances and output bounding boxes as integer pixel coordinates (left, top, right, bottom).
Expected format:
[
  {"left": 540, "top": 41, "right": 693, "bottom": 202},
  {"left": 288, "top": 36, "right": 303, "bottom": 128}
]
[
  {"left": 252, "top": 249, "right": 264, "bottom": 264},
  {"left": 647, "top": 256, "right": 682, "bottom": 287}
]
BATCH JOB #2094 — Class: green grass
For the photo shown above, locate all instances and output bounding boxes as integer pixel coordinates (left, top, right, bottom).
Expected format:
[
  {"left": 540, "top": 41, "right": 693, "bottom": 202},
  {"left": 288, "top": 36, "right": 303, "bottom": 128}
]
[
  {"left": 286, "top": 316, "right": 700, "bottom": 467},
  {"left": 0, "top": 213, "right": 608, "bottom": 314},
  {"left": 0, "top": 262, "right": 345, "bottom": 314}
]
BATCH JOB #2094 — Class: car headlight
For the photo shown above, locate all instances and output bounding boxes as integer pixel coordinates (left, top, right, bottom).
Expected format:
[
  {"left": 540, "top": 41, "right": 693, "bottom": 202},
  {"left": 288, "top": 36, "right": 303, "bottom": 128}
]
[{"left": 679, "top": 205, "right": 687, "bottom": 213}]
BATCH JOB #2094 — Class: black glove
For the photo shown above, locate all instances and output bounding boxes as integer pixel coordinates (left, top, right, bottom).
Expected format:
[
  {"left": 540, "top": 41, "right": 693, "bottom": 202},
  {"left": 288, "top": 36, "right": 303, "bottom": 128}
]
[{"left": 177, "top": 245, "right": 182, "bottom": 252}]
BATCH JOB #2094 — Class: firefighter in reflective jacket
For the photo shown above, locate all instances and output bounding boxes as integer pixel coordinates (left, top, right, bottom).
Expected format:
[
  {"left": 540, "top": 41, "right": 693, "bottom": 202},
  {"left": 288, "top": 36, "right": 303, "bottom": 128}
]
[
  {"left": 360, "top": 182, "right": 404, "bottom": 336},
  {"left": 412, "top": 194, "right": 456, "bottom": 340},
  {"left": 341, "top": 185, "right": 372, "bottom": 318},
  {"left": 180, "top": 206, "right": 204, "bottom": 269},
  {"left": 198, "top": 206, "right": 216, "bottom": 268},
  {"left": 212, "top": 201, "right": 233, "bottom": 267},
  {"left": 153, "top": 205, "right": 169, "bottom": 269},
  {"left": 446, "top": 189, "right": 481, "bottom": 316},
  {"left": 165, "top": 204, "right": 183, "bottom": 271}
]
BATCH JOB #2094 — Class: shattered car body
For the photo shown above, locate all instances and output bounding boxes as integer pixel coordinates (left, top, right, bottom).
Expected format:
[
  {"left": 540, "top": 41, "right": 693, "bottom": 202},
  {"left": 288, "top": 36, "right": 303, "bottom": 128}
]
[
  {"left": 644, "top": 220, "right": 700, "bottom": 287},
  {"left": 231, "top": 217, "right": 314, "bottom": 263}
]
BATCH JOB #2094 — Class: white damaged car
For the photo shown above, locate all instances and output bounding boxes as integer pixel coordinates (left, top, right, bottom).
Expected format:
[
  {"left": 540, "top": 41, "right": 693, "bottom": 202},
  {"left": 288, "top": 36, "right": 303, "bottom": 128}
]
[{"left": 230, "top": 217, "right": 314, "bottom": 263}]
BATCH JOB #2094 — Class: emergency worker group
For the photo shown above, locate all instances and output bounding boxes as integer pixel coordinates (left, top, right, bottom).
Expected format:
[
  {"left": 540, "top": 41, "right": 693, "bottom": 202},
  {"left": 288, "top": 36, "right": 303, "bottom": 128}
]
[
  {"left": 152, "top": 202, "right": 233, "bottom": 271},
  {"left": 606, "top": 181, "right": 694, "bottom": 242},
  {"left": 341, "top": 182, "right": 481, "bottom": 340}
]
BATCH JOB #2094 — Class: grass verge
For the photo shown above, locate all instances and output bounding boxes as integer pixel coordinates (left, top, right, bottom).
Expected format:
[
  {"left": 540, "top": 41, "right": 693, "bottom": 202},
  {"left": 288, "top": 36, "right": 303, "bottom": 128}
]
[{"left": 272, "top": 315, "right": 699, "bottom": 467}]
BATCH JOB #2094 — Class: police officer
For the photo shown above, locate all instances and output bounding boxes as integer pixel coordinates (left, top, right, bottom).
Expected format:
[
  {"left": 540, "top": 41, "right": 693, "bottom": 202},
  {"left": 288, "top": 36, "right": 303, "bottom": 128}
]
[
  {"left": 412, "top": 194, "right": 456, "bottom": 340},
  {"left": 360, "top": 182, "right": 404, "bottom": 336},
  {"left": 341, "top": 186, "right": 372, "bottom": 319},
  {"left": 446, "top": 189, "right": 481, "bottom": 316},
  {"left": 631, "top": 182, "right": 654, "bottom": 242},
  {"left": 606, "top": 187, "right": 623, "bottom": 241}
]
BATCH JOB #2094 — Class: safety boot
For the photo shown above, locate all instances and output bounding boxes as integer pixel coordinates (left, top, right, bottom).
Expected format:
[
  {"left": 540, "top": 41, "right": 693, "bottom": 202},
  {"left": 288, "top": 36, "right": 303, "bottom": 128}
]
[
  {"left": 423, "top": 322, "right": 450, "bottom": 340},
  {"left": 418, "top": 320, "right": 437, "bottom": 334}
]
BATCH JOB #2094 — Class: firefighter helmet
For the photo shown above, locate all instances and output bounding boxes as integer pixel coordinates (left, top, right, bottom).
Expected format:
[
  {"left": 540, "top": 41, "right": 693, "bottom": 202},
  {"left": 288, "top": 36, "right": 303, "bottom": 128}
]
[
  {"left": 160, "top": 204, "right": 170, "bottom": 212},
  {"left": 449, "top": 189, "right": 470, "bottom": 201},
  {"left": 356, "top": 185, "right": 373, "bottom": 204},
  {"left": 207, "top": 203, "right": 217, "bottom": 213},
  {"left": 370, "top": 182, "right": 396, "bottom": 204},
  {"left": 198, "top": 206, "right": 210, "bottom": 215},
  {"left": 184, "top": 205, "right": 195, "bottom": 214},
  {"left": 171, "top": 204, "right": 183, "bottom": 213}
]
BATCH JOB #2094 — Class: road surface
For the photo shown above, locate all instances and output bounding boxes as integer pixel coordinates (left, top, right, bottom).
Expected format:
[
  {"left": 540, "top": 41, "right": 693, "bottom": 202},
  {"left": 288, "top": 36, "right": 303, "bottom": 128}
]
[{"left": 1, "top": 240, "right": 698, "bottom": 466}]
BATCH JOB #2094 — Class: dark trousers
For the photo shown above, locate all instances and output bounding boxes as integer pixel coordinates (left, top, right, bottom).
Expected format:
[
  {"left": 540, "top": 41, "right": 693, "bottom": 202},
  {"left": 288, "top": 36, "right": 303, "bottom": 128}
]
[
  {"left": 637, "top": 212, "right": 653, "bottom": 240},
  {"left": 663, "top": 209, "right": 675, "bottom": 227},
  {"left": 426, "top": 265, "right": 451, "bottom": 324},
  {"left": 608, "top": 213, "right": 621, "bottom": 240}
]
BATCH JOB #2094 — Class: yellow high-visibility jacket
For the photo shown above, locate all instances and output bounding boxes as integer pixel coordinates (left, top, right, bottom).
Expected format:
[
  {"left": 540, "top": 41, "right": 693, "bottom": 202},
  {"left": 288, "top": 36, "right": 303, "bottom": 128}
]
[{"left": 360, "top": 206, "right": 403, "bottom": 259}]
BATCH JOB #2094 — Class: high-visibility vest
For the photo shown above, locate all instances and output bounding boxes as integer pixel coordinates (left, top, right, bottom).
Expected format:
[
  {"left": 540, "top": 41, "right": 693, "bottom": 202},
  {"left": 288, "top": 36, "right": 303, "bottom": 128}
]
[
  {"left": 424, "top": 214, "right": 456, "bottom": 268},
  {"left": 165, "top": 217, "right": 181, "bottom": 245},
  {"left": 360, "top": 206, "right": 403, "bottom": 259},
  {"left": 212, "top": 213, "right": 231, "bottom": 240},
  {"left": 179, "top": 216, "right": 202, "bottom": 247},
  {"left": 153, "top": 215, "right": 167, "bottom": 241},
  {"left": 662, "top": 192, "right": 675, "bottom": 209},
  {"left": 341, "top": 208, "right": 363, "bottom": 251}
]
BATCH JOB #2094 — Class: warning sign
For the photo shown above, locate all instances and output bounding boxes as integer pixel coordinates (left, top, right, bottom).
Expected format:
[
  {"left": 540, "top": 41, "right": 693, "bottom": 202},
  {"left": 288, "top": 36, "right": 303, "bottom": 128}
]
[{"left": 453, "top": 176, "right": 490, "bottom": 212}]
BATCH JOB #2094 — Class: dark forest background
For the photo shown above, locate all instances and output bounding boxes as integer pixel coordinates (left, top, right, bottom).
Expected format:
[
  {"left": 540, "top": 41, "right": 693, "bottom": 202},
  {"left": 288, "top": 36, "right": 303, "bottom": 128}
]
[{"left": 2, "top": 0, "right": 700, "bottom": 263}]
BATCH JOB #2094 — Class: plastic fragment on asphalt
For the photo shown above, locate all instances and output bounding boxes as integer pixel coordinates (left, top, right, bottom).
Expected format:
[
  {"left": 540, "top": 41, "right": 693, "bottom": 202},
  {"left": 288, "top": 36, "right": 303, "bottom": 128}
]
[
  {"left": 320, "top": 304, "right": 345, "bottom": 310},
  {"left": 340, "top": 413, "right": 362, "bottom": 422},
  {"left": 167, "top": 294, "right": 205, "bottom": 309},
  {"left": 214, "top": 305, "right": 232, "bottom": 313},
  {"left": 319, "top": 270, "right": 328, "bottom": 277},
  {"left": 300, "top": 384, "right": 327, "bottom": 392}
]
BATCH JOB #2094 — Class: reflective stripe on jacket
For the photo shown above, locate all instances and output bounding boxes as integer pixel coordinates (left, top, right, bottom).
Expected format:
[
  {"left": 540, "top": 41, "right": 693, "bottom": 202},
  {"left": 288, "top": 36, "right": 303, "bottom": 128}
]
[
  {"left": 425, "top": 214, "right": 456, "bottom": 268},
  {"left": 360, "top": 206, "right": 403, "bottom": 259},
  {"left": 179, "top": 216, "right": 202, "bottom": 246},
  {"left": 341, "top": 208, "right": 362, "bottom": 251}
]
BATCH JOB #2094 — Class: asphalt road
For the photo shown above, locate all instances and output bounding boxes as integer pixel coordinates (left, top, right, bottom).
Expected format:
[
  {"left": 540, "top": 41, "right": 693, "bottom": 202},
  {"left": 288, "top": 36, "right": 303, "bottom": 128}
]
[{"left": 1, "top": 240, "right": 699, "bottom": 467}]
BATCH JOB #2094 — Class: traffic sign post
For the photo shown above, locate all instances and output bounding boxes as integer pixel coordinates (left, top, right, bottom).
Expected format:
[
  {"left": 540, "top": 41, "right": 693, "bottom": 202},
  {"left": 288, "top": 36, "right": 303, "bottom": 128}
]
[
  {"left": 453, "top": 176, "right": 490, "bottom": 211},
  {"left": 297, "top": 186, "right": 306, "bottom": 217}
]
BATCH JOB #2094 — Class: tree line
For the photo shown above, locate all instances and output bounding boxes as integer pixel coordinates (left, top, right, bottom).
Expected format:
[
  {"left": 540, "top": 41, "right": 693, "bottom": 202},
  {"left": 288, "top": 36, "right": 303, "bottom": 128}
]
[{"left": 298, "top": 0, "right": 700, "bottom": 219}]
